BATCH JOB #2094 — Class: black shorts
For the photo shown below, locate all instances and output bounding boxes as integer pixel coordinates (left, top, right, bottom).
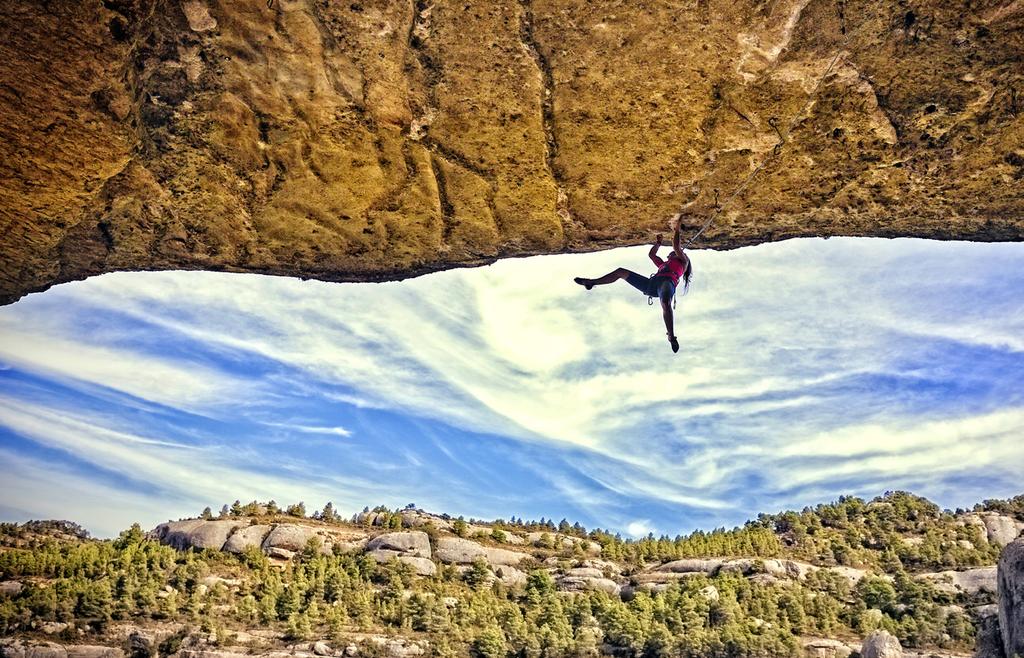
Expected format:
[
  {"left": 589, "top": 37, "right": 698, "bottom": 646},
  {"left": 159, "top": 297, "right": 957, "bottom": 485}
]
[{"left": 626, "top": 272, "right": 676, "bottom": 299}]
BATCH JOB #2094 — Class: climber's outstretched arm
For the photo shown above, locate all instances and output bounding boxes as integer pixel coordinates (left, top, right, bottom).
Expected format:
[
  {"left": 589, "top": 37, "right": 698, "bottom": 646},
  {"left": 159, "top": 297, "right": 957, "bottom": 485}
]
[
  {"left": 672, "top": 220, "right": 684, "bottom": 260},
  {"left": 649, "top": 234, "right": 663, "bottom": 265}
]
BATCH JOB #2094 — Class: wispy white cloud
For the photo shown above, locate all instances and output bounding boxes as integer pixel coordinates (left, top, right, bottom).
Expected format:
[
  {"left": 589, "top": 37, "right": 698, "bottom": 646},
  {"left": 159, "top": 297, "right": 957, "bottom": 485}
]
[
  {"left": 1, "top": 238, "right": 1022, "bottom": 535},
  {"left": 0, "top": 324, "right": 258, "bottom": 415},
  {"left": 262, "top": 422, "right": 353, "bottom": 437}
]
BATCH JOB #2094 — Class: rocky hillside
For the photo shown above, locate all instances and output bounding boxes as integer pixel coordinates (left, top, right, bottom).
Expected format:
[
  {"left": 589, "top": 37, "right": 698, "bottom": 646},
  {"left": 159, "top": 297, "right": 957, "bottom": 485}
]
[
  {"left": 2, "top": 0, "right": 1023, "bottom": 304},
  {"left": 1, "top": 492, "right": 1023, "bottom": 658}
]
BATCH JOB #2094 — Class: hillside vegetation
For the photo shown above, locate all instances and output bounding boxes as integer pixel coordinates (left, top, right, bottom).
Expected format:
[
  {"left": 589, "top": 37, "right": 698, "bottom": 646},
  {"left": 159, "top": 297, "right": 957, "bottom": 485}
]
[{"left": 1, "top": 492, "right": 1022, "bottom": 658}]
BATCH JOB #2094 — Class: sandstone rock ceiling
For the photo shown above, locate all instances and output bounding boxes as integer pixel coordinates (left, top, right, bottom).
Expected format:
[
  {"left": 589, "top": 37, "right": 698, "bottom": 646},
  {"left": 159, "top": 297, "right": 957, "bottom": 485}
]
[{"left": 1, "top": 0, "right": 1022, "bottom": 304}]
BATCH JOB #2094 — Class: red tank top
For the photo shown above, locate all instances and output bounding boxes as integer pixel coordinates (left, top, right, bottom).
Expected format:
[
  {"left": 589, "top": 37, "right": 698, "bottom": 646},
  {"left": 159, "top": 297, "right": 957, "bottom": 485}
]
[{"left": 651, "top": 255, "right": 686, "bottom": 285}]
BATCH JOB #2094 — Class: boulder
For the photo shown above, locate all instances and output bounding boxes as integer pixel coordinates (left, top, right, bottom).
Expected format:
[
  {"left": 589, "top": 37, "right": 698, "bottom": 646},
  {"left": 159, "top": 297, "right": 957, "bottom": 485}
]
[
  {"left": 999, "top": 538, "right": 1024, "bottom": 658},
  {"left": 398, "top": 556, "right": 437, "bottom": 577},
  {"left": 919, "top": 567, "right": 998, "bottom": 596},
  {"left": 581, "top": 559, "right": 623, "bottom": 574},
  {"left": 267, "top": 547, "right": 296, "bottom": 560},
  {"left": 366, "top": 637, "right": 427, "bottom": 658},
  {"left": 719, "top": 559, "right": 758, "bottom": 575},
  {"left": 262, "top": 524, "right": 323, "bottom": 552},
  {"left": 0, "top": 641, "right": 68, "bottom": 658},
  {"left": 151, "top": 519, "right": 204, "bottom": 548},
  {"left": 749, "top": 573, "right": 782, "bottom": 586},
  {"left": 0, "top": 580, "right": 23, "bottom": 597},
  {"left": 40, "top": 622, "right": 69, "bottom": 635},
  {"left": 862, "top": 630, "right": 903, "bottom": 658},
  {"left": 153, "top": 519, "right": 245, "bottom": 550},
  {"left": 127, "top": 630, "right": 154, "bottom": 658},
  {"left": 775, "top": 560, "right": 818, "bottom": 580},
  {"left": 312, "top": 642, "right": 332, "bottom": 657},
  {"left": 66, "top": 648, "right": 124, "bottom": 658},
  {"left": 366, "top": 531, "right": 431, "bottom": 558},
  {"left": 177, "top": 651, "right": 252, "bottom": 658},
  {"left": 557, "top": 572, "right": 620, "bottom": 595},
  {"left": 434, "top": 537, "right": 529, "bottom": 566},
  {"left": 495, "top": 566, "right": 528, "bottom": 588},
  {"left": 803, "top": 638, "right": 855, "bottom": 658},
  {"left": 366, "top": 550, "right": 435, "bottom": 576},
  {"left": 650, "top": 558, "right": 724, "bottom": 574},
  {"left": 223, "top": 524, "right": 272, "bottom": 554},
  {"left": 565, "top": 567, "right": 604, "bottom": 579},
  {"left": 356, "top": 512, "right": 385, "bottom": 526},
  {"left": 632, "top": 571, "right": 707, "bottom": 585},
  {"left": 984, "top": 515, "right": 1024, "bottom": 547},
  {"left": 964, "top": 515, "right": 991, "bottom": 538},
  {"left": 700, "top": 585, "right": 720, "bottom": 601}
]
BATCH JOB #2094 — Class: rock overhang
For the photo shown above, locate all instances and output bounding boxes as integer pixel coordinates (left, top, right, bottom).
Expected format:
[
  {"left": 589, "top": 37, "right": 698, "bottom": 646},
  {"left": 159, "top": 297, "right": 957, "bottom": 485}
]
[{"left": 1, "top": 0, "right": 1022, "bottom": 306}]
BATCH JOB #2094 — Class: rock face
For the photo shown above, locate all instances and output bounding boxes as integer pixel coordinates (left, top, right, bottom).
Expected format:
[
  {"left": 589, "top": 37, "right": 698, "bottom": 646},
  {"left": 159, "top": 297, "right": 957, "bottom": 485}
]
[
  {"left": 434, "top": 537, "right": 529, "bottom": 566},
  {"left": 999, "top": 538, "right": 1024, "bottom": 658},
  {"left": 974, "top": 605, "right": 1006, "bottom": 658},
  {"left": 365, "top": 530, "right": 436, "bottom": 575},
  {"left": 222, "top": 524, "right": 272, "bottom": 554},
  {"left": 0, "top": 641, "right": 69, "bottom": 658},
  {"left": 642, "top": 557, "right": 865, "bottom": 584},
  {"left": 803, "top": 638, "right": 856, "bottom": 658},
  {"left": 261, "top": 524, "right": 327, "bottom": 553},
  {"left": 2, "top": 0, "right": 1023, "bottom": 305},
  {"left": 366, "top": 531, "right": 431, "bottom": 558},
  {"left": 152, "top": 519, "right": 367, "bottom": 555},
  {"left": 557, "top": 567, "right": 621, "bottom": 595},
  {"left": 66, "top": 649, "right": 124, "bottom": 658},
  {"left": 919, "top": 567, "right": 998, "bottom": 596},
  {"left": 152, "top": 519, "right": 245, "bottom": 551},
  {"left": 984, "top": 515, "right": 1024, "bottom": 547},
  {"left": 862, "top": 630, "right": 903, "bottom": 658}
]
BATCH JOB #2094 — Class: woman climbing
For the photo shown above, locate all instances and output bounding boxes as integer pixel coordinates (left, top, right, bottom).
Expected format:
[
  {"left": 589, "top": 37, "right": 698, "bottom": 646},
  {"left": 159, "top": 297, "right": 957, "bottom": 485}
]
[{"left": 573, "top": 219, "right": 692, "bottom": 353}]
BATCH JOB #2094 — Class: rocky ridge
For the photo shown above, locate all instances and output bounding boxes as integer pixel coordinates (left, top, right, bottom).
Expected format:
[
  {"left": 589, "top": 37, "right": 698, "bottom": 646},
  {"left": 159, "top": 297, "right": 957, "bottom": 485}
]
[
  {"left": 2, "top": 0, "right": 1023, "bottom": 305},
  {"left": 146, "top": 506, "right": 1023, "bottom": 604},
  {"left": 3, "top": 495, "right": 1024, "bottom": 658}
]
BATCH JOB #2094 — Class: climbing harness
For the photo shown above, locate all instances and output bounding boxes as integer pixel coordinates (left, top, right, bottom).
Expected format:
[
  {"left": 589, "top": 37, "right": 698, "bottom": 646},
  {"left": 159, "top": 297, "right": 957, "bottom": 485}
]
[
  {"left": 646, "top": 283, "right": 677, "bottom": 310},
  {"left": 679, "top": 47, "right": 849, "bottom": 250}
]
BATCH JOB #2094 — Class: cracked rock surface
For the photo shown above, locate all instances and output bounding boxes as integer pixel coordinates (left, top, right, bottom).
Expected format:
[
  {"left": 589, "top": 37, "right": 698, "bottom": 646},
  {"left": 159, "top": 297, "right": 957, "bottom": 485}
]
[{"left": 1, "top": 0, "right": 1022, "bottom": 304}]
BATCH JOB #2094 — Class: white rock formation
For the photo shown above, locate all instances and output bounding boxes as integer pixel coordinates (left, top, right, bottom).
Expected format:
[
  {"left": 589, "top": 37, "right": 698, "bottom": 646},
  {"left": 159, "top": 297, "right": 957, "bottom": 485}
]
[{"left": 861, "top": 630, "right": 903, "bottom": 658}]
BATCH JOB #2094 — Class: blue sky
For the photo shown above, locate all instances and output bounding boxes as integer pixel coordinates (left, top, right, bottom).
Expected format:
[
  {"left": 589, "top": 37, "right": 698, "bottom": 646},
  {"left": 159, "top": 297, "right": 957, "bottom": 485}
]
[{"left": 1, "top": 237, "right": 1022, "bottom": 538}]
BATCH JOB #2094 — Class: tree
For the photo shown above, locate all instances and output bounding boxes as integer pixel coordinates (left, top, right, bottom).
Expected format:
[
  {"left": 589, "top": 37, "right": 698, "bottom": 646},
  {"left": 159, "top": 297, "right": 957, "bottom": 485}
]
[
  {"left": 201, "top": 507, "right": 214, "bottom": 520},
  {"left": 472, "top": 626, "right": 507, "bottom": 658},
  {"left": 113, "top": 524, "right": 144, "bottom": 550},
  {"left": 464, "top": 558, "right": 491, "bottom": 590}
]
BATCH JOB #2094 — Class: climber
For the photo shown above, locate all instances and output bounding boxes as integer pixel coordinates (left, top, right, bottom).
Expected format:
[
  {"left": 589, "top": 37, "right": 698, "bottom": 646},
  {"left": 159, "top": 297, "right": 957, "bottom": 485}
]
[{"left": 574, "top": 218, "right": 692, "bottom": 353}]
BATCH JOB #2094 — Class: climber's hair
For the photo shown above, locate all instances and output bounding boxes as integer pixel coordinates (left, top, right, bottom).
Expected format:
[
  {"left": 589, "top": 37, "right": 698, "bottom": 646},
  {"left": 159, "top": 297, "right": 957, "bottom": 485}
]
[{"left": 680, "top": 257, "right": 693, "bottom": 295}]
